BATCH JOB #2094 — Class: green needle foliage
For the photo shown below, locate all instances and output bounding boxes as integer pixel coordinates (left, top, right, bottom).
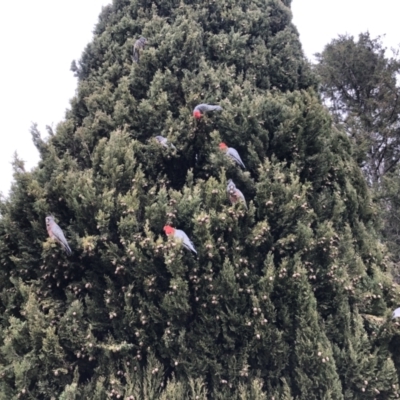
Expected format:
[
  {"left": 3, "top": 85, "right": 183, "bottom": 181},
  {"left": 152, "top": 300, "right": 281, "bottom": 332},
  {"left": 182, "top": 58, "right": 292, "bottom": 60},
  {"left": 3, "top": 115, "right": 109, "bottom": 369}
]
[
  {"left": 314, "top": 32, "right": 400, "bottom": 183},
  {"left": 1, "top": 1, "right": 400, "bottom": 399},
  {"left": 314, "top": 32, "right": 400, "bottom": 280}
]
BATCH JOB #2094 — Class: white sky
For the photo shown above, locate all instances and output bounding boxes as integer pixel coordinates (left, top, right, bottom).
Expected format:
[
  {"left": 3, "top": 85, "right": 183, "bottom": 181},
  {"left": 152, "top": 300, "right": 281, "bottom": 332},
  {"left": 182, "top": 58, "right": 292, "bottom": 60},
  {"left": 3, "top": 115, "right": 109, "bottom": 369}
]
[
  {"left": 292, "top": 0, "right": 400, "bottom": 62},
  {"left": 0, "top": 0, "right": 399, "bottom": 197}
]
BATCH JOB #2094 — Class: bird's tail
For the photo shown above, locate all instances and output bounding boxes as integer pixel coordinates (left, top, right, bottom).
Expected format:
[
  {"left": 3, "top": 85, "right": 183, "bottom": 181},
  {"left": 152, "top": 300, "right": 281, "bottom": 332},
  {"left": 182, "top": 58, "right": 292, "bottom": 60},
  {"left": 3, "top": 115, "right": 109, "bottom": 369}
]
[
  {"left": 184, "top": 243, "right": 197, "bottom": 254},
  {"left": 63, "top": 243, "right": 72, "bottom": 256},
  {"left": 132, "top": 49, "right": 139, "bottom": 63},
  {"left": 190, "top": 247, "right": 197, "bottom": 254}
]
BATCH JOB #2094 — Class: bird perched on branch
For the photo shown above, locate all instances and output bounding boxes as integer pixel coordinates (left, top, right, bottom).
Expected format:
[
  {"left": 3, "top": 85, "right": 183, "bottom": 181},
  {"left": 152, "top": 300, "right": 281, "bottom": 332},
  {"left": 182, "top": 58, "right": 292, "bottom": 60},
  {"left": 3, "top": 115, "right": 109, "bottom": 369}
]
[
  {"left": 392, "top": 307, "right": 400, "bottom": 319},
  {"left": 193, "top": 104, "right": 222, "bottom": 119},
  {"left": 163, "top": 225, "right": 197, "bottom": 254},
  {"left": 219, "top": 142, "right": 246, "bottom": 168},
  {"left": 132, "top": 37, "right": 147, "bottom": 63},
  {"left": 45, "top": 216, "right": 72, "bottom": 255},
  {"left": 155, "top": 135, "right": 176, "bottom": 149},
  {"left": 226, "top": 179, "right": 247, "bottom": 208}
]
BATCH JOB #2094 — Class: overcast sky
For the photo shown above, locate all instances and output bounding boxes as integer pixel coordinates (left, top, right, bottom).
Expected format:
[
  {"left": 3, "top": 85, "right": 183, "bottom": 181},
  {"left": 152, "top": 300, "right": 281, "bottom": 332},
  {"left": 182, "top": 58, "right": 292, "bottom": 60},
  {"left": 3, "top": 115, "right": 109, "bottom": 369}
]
[{"left": 0, "top": 0, "right": 398, "bottom": 197}]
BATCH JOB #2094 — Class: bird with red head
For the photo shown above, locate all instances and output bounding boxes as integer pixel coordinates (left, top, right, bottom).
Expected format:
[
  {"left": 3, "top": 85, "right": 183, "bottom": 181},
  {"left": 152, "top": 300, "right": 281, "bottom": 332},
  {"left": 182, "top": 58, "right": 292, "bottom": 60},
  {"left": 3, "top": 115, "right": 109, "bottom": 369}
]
[
  {"left": 218, "top": 143, "right": 246, "bottom": 168},
  {"left": 163, "top": 225, "right": 197, "bottom": 254},
  {"left": 193, "top": 109, "right": 202, "bottom": 119},
  {"left": 163, "top": 225, "right": 175, "bottom": 235},
  {"left": 193, "top": 103, "right": 222, "bottom": 119}
]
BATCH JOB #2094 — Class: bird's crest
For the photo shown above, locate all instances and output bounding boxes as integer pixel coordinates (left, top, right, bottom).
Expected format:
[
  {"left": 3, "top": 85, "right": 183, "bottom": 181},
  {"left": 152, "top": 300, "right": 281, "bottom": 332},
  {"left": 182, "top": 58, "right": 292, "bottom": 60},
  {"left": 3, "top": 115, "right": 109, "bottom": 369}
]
[
  {"left": 219, "top": 142, "right": 228, "bottom": 150},
  {"left": 193, "top": 110, "right": 202, "bottom": 119},
  {"left": 163, "top": 225, "right": 175, "bottom": 235}
]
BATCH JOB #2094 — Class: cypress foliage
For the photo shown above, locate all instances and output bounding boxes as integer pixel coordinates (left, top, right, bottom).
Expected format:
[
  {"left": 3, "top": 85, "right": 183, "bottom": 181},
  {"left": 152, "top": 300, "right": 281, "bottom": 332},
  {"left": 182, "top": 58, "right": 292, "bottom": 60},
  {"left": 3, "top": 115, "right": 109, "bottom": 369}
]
[{"left": 1, "top": 0, "right": 400, "bottom": 398}]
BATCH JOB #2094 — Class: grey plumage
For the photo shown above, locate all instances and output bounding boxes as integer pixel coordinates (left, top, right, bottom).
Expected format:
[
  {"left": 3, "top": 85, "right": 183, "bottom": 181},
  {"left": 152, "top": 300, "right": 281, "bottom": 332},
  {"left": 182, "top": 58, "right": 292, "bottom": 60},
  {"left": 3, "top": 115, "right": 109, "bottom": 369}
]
[
  {"left": 392, "top": 307, "right": 400, "bottom": 319},
  {"left": 174, "top": 229, "right": 197, "bottom": 254},
  {"left": 45, "top": 216, "right": 72, "bottom": 256},
  {"left": 193, "top": 104, "right": 223, "bottom": 119},
  {"left": 227, "top": 179, "right": 236, "bottom": 191},
  {"left": 226, "top": 179, "right": 247, "bottom": 208},
  {"left": 227, "top": 147, "right": 246, "bottom": 169},
  {"left": 155, "top": 135, "right": 176, "bottom": 149},
  {"left": 132, "top": 37, "right": 147, "bottom": 63},
  {"left": 194, "top": 104, "right": 223, "bottom": 113}
]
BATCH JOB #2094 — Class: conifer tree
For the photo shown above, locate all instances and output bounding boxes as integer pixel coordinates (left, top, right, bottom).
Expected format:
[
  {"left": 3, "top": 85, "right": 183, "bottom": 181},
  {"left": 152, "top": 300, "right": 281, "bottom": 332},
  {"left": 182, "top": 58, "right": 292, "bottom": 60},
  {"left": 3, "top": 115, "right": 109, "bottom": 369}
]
[
  {"left": 314, "top": 32, "right": 400, "bottom": 183},
  {"left": 1, "top": 0, "right": 400, "bottom": 399},
  {"left": 314, "top": 33, "right": 400, "bottom": 273}
]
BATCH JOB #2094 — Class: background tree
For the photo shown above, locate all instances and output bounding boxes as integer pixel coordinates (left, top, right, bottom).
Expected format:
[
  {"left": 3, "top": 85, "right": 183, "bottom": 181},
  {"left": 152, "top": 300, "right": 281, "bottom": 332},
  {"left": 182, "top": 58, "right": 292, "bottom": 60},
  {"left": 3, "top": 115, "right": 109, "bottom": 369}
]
[
  {"left": 314, "top": 32, "right": 400, "bottom": 183},
  {"left": 314, "top": 33, "right": 400, "bottom": 277},
  {"left": 1, "top": 1, "right": 400, "bottom": 399}
]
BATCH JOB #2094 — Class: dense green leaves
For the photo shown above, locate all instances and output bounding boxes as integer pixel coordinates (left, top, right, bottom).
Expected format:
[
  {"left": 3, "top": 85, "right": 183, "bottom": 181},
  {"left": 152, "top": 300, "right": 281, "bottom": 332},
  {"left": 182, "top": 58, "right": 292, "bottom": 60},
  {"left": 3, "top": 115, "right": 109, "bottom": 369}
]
[{"left": 1, "top": 1, "right": 400, "bottom": 399}]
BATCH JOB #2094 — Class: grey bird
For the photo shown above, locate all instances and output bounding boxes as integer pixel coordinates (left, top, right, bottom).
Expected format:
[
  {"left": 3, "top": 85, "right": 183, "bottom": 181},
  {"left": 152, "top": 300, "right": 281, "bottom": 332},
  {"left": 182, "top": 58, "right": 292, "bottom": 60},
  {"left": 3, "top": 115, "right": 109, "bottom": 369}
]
[
  {"left": 132, "top": 37, "right": 147, "bottom": 63},
  {"left": 45, "top": 216, "right": 72, "bottom": 255},
  {"left": 155, "top": 135, "right": 176, "bottom": 149},
  {"left": 392, "top": 307, "right": 400, "bottom": 319},
  {"left": 219, "top": 142, "right": 246, "bottom": 169},
  {"left": 193, "top": 103, "right": 223, "bottom": 119},
  {"left": 226, "top": 179, "right": 247, "bottom": 208},
  {"left": 163, "top": 225, "right": 197, "bottom": 254}
]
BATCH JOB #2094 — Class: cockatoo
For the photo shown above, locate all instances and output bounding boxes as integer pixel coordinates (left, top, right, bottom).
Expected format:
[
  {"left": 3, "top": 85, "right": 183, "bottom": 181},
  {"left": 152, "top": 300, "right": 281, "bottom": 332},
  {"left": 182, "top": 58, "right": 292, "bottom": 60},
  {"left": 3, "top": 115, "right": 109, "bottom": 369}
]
[
  {"left": 392, "top": 307, "right": 400, "bottom": 319},
  {"left": 226, "top": 179, "right": 247, "bottom": 208},
  {"left": 155, "top": 135, "right": 176, "bottom": 149},
  {"left": 193, "top": 104, "right": 222, "bottom": 119},
  {"left": 163, "top": 225, "right": 197, "bottom": 254},
  {"left": 45, "top": 216, "right": 72, "bottom": 255},
  {"left": 219, "top": 142, "right": 246, "bottom": 168},
  {"left": 132, "top": 37, "right": 147, "bottom": 63}
]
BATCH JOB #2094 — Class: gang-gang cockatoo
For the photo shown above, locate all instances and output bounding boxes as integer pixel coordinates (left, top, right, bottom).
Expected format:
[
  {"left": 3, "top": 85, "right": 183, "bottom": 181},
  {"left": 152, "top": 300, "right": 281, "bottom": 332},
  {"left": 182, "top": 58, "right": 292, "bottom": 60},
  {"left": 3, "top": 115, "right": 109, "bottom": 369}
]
[
  {"left": 226, "top": 179, "right": 247, "bottom": 208},
  {"left": 219, "top": 142, "right": 246, "bottom": 168},
  {"left": 45, "top": 216, "right": 72, "bottom": 255},
  {"left": 193, "top": 104, "right": 222, "bottom": 119},
  {"left": 163, "top": 225, "right": 197, "bottom": 254}
]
